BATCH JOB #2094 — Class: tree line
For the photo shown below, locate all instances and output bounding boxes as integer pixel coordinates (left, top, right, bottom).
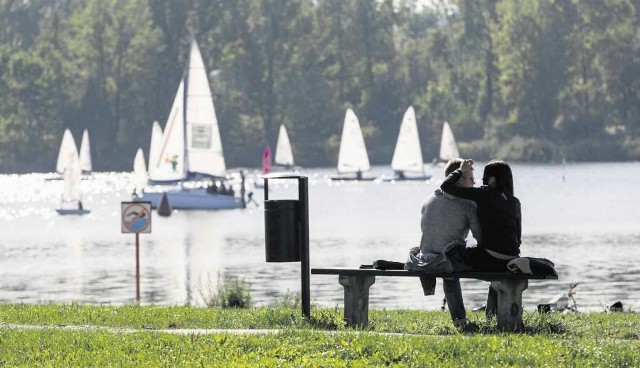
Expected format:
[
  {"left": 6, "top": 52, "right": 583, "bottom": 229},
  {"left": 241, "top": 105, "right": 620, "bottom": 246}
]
[{"left": 1, "top": 0, "right": 639, "bottom": 173}]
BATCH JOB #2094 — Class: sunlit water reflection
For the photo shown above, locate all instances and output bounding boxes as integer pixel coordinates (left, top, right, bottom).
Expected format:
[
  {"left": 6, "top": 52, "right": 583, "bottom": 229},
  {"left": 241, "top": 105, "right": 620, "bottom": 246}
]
[{"left": 1, "top": 162, "right": 639, "bottom": 312}]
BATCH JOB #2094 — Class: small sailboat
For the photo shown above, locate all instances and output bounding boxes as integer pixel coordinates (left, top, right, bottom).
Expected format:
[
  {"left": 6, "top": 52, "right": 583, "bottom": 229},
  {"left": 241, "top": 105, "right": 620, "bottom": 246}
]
[
  {"left": 438, "top": 121, "right": 460, "bottom": 162},
  {"left": 56, "top": 152, "right": 90, "bottom": 215},
  {"left": 263, "top": 146, "right": 271, "bottom": 174},
  {"left": 79, "top": 129, "right": 92, "bottom": 174},
  {"left": 132, "top": 148, "right": 148, "bottom": 198},
  {"left": 252, "top": 146, "right": 270, "bottom": 189},
  {"left": 274, "top": 125, "right": 294, "bottom": 169},
  {"left": 256, "top": 125, "right": 296, "bottom": 188},
  {"left": 49, "top": 129, "right": 79, "bottom": 180},
  {"left": 384, "top": 106, "right": 431, "bottom": 181},
  {"left": 137, "top": 39, "right": 243, "bottom": 210},
  {"left": 330, "top": 109, "right": 374, "bottom": 181}
]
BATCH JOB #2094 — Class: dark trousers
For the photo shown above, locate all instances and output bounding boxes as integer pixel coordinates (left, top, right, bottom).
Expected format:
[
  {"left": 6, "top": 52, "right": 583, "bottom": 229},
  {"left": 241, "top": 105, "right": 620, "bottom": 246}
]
[
  {"left": 465, "top": 246, "right": 511, "bottom": 317},
  {"left": 464, "top": 246, "right": 511, "bottom": 271},
  {"left": 418, "top": 275, "right": 466, "bottom": 322},
  {"left": 443, "top": 278, "right": 466, "bottom": 321}
]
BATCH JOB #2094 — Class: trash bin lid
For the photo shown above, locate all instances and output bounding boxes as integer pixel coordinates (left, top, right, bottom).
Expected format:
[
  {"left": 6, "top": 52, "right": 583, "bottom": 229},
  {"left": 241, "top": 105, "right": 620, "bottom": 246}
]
[{"left": 260, "top": 172, "right": 307, "bottom": 179}]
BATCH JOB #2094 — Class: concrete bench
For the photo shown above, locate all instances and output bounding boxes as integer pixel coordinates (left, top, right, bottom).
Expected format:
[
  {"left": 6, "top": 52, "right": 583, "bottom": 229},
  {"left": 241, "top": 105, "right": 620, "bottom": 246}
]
[{"left": 311, "top": 268, "right": 558, "bottom": 331}]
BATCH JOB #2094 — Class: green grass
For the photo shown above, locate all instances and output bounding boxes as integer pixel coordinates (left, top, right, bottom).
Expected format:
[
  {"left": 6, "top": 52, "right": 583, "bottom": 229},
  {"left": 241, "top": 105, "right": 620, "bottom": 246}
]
[{"left": 1, "top": 304, "right": 639, "bottom": 366}]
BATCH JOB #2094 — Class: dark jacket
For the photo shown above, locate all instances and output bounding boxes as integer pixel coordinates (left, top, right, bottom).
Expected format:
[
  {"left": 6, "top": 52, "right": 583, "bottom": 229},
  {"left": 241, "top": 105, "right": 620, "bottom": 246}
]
[{"left": 441, "top": 169, "right": 522, "bottom": 256}]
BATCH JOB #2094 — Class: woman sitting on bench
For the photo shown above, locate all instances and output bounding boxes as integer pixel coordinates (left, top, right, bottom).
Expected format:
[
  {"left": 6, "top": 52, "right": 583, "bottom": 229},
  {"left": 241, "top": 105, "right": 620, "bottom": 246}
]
[{"left": 440, "top": 159, "right": 521, "bottom": 315}]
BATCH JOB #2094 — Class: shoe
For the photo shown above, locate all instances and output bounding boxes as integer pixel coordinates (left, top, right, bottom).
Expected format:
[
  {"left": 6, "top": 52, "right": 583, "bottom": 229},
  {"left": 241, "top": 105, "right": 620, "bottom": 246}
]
[{"left": 453, "top": 318, "right": 480, "bottom": 333}]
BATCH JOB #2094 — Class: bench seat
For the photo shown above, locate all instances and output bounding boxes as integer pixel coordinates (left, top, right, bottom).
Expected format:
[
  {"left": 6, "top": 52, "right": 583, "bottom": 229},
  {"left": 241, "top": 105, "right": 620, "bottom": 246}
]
[{"left": 311, "top": 267, "right": 557, "bottom": 331}]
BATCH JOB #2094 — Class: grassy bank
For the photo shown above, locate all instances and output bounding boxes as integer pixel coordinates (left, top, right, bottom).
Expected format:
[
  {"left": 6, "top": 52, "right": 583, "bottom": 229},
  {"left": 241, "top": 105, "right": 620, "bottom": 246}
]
[{"left": 1, "top": 304, "right": 639, "bottom": 366}]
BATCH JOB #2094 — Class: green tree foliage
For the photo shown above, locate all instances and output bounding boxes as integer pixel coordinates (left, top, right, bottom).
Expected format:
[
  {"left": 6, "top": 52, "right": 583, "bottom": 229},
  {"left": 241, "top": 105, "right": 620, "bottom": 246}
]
[
  {"left": 64, "top": 0, "right": 163, "bottom": 169},
  {"left": 1, "top": 0, "right": 640, "bottom": 172},
  {"left": 494, "top": 0, "right": 572, "bottom": 137}
]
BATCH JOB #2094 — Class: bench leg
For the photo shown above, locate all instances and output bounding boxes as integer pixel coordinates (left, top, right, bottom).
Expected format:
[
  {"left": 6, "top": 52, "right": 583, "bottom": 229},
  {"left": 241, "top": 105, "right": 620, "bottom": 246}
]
[
  {"left": 490, "top": 279, "right": 528, "bottom": 332},
  {"left": 338, "top": 275, "right": 375, "bottom": 328}
]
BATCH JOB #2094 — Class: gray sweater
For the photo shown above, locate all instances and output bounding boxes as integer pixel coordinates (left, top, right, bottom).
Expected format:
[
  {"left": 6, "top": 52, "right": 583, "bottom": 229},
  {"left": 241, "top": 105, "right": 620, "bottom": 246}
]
[{"left": 420, "top": 188, "right": 482, "bottom": 254}]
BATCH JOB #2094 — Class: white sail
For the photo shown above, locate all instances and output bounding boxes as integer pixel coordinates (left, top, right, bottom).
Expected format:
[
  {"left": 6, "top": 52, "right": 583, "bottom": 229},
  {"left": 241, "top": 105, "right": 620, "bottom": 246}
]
[
  {"left": 185, "top": 40, "right": 226, "bottom": 177},
  {"left": 148, "top": 121, "right": 161, "bottom": 171},
  {"left": 135, "top": 39, "right": 242, "bottom": 210},
  {"left": 56, "top": 129, "right": 78, "bottom": 174},
  {"left": 79, "top": 129, "right": 92, "bottom": 173},
  {"left": 391, "top": 106, "right": 424, "bottom": 173},
  {"left": 133, "top": 148, "right": 148, "bottom": 192},
  {"left": 274, "top": 124, "right": 294, "bottom": 167},
  {"left": 148, "top": 121, "right": 174, "bottom": 181},
  {"left": 62, "top": 152, "right": 82, "bottom": 202},
  {"left": 154, "top": 80, "right": 186, "bottom": 182},
  {"left": 153, "top": 40, "right": 226, "bottom": 180},
  {"left": 439, "top": 121, "right": 460, "bottom": 161},
  {"left": 337, "top": 109, "right": 370, "bottom": 174}
]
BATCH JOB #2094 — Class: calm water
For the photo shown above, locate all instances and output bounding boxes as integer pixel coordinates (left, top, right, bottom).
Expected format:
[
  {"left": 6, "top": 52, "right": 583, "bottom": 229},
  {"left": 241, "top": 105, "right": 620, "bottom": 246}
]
[{"left": 1, "top": 162, "right": 639, "bottom": 312}]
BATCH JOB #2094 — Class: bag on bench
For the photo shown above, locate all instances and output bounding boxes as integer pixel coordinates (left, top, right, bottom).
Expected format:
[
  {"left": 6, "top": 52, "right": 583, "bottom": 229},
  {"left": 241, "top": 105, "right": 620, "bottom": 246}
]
[{"left": 359, "top": 260, "right": 405, "bottom": 270}]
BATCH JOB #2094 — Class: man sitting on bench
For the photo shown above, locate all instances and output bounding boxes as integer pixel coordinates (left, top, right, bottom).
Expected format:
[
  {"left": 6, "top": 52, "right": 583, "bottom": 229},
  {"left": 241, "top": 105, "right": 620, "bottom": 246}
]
[{"left": 408, "top": 158, "right": 481, "bottom": 332}]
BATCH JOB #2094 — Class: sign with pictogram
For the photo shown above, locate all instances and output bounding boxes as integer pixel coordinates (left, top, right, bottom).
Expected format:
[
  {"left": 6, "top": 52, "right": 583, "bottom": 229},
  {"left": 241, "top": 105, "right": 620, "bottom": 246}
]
[{"left": 121, "top": 202, "right": 152, "bottom": 234}]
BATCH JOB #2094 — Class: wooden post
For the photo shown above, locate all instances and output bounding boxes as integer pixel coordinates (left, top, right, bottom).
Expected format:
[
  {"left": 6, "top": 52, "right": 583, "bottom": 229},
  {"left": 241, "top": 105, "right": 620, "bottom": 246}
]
[
  {"left": 135, "top": 232, "right": 140, "bottom": 303},
  {"left": 339, "top": 275, "right": 375, "bottom": 328},
  {"left": 490, "top": 279, "right": 528, "bottom": 332}
]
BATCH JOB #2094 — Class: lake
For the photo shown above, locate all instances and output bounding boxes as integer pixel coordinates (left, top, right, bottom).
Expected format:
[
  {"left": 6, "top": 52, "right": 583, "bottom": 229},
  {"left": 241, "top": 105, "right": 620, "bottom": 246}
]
[{"left": 1, "top": 162, "right": 639, "bottom": 313}]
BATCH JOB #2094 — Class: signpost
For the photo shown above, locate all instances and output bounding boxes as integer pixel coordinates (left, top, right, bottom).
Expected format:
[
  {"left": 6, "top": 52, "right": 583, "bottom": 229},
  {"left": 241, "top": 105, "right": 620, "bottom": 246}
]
[{"left": 121, "top": 202, "right": 152, "bottom": 303}]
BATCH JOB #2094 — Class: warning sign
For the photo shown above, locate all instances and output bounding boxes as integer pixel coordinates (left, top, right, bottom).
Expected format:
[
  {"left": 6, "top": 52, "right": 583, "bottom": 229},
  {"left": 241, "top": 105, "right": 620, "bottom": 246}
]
[{"left": 121, "top": 202, "right": 152, "bottom": 234}]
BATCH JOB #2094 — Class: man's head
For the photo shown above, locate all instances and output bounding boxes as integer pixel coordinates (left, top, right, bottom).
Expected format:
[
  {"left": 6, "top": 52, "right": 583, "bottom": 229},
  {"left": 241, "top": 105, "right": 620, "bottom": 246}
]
[{"left": 444, "top": 158, "right": 474, "bottom": 188}]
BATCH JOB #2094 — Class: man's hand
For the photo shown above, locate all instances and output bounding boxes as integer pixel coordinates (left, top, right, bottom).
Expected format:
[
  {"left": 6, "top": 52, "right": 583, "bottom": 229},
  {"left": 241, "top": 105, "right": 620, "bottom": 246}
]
[{"left": 461, "top": 159, "right": 474, "bottom": 175}]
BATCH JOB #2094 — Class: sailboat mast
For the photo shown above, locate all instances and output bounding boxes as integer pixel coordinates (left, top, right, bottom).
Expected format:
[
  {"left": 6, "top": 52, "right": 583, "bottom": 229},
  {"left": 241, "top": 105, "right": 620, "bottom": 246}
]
[{"left": 182, "top": 41, "right": 192, "bottom": 179}]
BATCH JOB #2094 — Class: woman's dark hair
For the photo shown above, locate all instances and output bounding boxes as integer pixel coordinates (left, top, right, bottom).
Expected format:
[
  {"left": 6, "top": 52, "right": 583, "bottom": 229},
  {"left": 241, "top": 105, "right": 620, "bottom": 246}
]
[{"left": 483, "top": 160, "right": 514, "bottom": 196}]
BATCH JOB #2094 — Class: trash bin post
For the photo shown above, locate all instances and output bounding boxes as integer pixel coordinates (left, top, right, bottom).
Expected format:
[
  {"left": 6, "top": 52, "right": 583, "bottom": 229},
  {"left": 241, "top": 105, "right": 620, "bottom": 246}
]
[
  {"left": 263, "top": 179, "right": 269, "bottom": 200},
  {"left": 298, "top": 176, "right": 310, "bottom": 319},
  {"left": 262, "top": 173, "right": 310, "bottom": 319}
]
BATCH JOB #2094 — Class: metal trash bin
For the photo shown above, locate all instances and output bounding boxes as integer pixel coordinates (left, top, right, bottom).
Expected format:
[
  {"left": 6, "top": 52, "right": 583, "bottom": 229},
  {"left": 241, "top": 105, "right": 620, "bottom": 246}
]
[
  {"left": 264, "top": 199, "right": 300, "bottom": 262},
  {"left": 262, "top": 172, "right": 310, "bottom": 318}
]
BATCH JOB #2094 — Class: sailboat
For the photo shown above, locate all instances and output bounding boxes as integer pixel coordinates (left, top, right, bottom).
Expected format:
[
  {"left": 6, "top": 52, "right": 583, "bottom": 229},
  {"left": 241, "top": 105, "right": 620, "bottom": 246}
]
[
  {"left": 383, "top": 106, "right": 431, "bottom": 181},
  {"left": 132, "top": 148, "right": 148, "bottom": 198},
  {"left": 79, "top": 129, "right": 92, "bottom": 174},
  {"left": 48, "top": 129, "right": 79, "bottom": 181},
  {"left": 438, "top": 121, "right": 460, "bottom": 162},
  {"left": 136, "top": 39, "right": 243, "bottom": 210},
  {"left": 274, "top": 125, "right": 294, "bottom": 169},
  {"left": 262, "top": 146, "right": 271, "bottom": 174},
  {"left": 330, "top": 109, "right": 374, "bottom": 181},
  {"left": 251, "top": 146, "right": 270, "bottom": 190},
  {"left": 56, "top": 151, "right": 90, "bottom": 215}
]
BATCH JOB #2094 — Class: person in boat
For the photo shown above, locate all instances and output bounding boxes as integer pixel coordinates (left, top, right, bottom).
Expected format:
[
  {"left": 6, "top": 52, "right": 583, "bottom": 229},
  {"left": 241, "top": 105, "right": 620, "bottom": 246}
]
[
  {"left": 440, "top": 159, "right": 521, "bottom": 317},
  {"left": 356, "top": 169, "right": 363, "bottom": 180},
  {"left": 166, "top": 155, "right": 179, "bottom": 173},
  {"left": 206, "top": 181, "right": 220, "bottom": 194},
  {"left": 77, "top": 200, "right": 83, "bottom": 210},
  {"left": 220, "top": 182, "right": 227, "bottom": 194},
  {"left": 406, "top": 158, "right": 481, "bottom": 332},
  {"left": 395, "top": 170, "right": 406, "bottom": 180}
]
